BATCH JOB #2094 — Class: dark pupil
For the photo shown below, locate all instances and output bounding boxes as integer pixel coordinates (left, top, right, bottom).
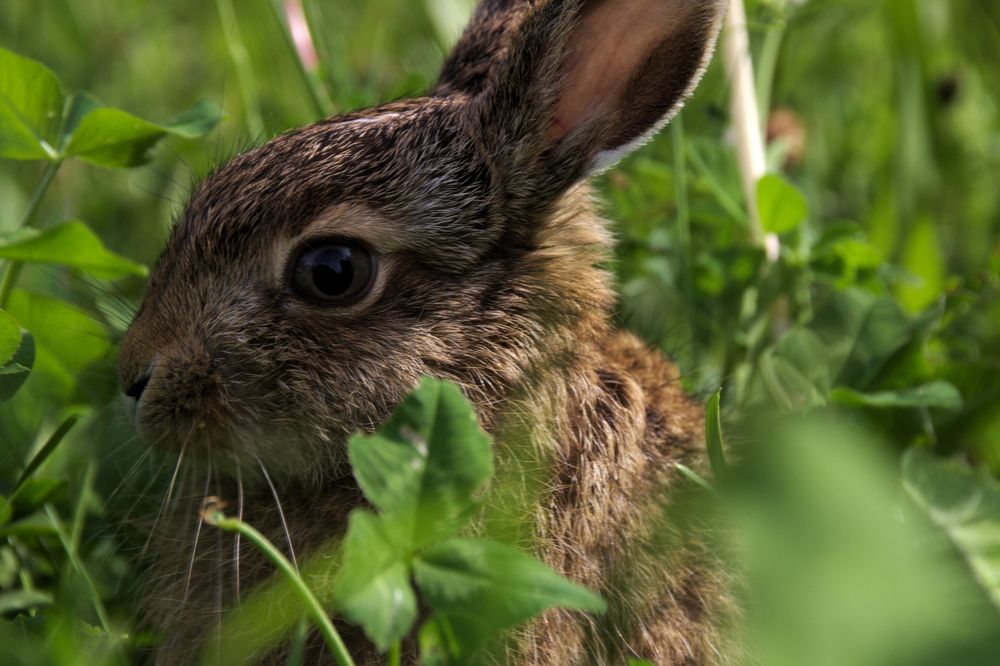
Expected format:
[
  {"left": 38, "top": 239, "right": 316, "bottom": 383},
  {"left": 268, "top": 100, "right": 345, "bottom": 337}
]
[{"left": 308, "top": 246, "right": 354, "bottom": 296}]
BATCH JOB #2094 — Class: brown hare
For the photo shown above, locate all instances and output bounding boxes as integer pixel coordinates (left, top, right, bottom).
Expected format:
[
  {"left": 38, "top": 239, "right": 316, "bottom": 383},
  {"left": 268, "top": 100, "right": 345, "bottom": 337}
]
[{"left": 118, "top": 0, "right": 733, "bottom": 663}]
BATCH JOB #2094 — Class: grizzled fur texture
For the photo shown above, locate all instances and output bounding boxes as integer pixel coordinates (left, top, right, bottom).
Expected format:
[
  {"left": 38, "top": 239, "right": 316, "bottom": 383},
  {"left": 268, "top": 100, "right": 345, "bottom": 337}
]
[{"left": 118, "top": 0, "right": 733, "bottom": 663}]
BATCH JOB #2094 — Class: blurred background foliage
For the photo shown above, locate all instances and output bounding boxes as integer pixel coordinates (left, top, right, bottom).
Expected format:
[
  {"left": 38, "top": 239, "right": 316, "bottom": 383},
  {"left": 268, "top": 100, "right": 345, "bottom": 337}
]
[{"left": 1, "top": 0, "right": 999, "bottom": 663}]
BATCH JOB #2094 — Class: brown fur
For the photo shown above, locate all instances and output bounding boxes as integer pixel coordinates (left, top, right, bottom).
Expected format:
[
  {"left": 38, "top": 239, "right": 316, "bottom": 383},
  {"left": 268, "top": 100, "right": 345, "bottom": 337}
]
[{"left": 119, "top": 1, "right": 732, "bottom": 663}]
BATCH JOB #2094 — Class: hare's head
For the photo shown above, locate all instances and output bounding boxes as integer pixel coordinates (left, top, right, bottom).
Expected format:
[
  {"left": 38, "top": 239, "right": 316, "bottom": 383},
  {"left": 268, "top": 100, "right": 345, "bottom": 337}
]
[{"left": 118, "top": 0, "right": 725, "bottom": 479}]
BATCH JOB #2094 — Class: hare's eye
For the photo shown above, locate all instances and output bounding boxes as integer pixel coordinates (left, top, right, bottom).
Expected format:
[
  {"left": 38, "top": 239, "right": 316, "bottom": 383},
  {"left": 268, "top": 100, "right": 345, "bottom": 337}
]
[{"left": 291, "top": 241, "right": 376, "bottom": 304}]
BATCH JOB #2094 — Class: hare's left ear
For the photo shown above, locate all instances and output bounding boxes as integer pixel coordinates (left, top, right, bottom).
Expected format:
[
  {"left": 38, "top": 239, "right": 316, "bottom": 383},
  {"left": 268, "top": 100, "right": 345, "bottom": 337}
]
[{"left": 470, "top": 0, "right": 725, "bottom": 208}]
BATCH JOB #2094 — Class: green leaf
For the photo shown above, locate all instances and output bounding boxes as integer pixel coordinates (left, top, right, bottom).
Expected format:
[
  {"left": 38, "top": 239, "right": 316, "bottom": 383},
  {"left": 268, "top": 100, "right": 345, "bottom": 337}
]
[
  {"left": 5, "top": 290, "right": 111, "bottom": 403},
  {"left": 0, "top": 47, "right": 63, "bottom": 160},
  {"left": 756, "top": 174, "right": 808, "bottom": 235},
  {"left": 0, "top": 308, "right": 19, "bottom": 365},
  {"left": 810, "top": 289, "right": 913, "bottom": 389},
  {"left": 348, "top": 376, "right": 493, "bottom": 546},
  {"left": 0, "top": 329, "right": 34, "bottom": 402},
  {"left": 0, "top": 220, "right": 147, "bottom": 279},
  {"left": 830, "top": 381, "right": 963, "bottom": 411},
  {"left": 413, "top": 538, "right": 605, "bottom": 652},
  {"left": 63, "top": 99, "right": 222, "bottom": 168},
  {"left": 0, "top": 589, "right": 53, "bottom": 615},
  {"left": 331, "top": 511, "right": 416, "bottom": 652},
  {"left": 903, "top": 449, "right": 1000, "bottom": 613},
  {"left": 705, "top": 389, "right": 727, "bottom": 480}
]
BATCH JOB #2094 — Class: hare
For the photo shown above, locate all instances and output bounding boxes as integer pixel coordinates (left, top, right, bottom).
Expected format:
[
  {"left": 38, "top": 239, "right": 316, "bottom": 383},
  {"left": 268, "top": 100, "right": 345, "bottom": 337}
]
[{"left": 118, "top": 0, "right": 733, "bottom": 663}]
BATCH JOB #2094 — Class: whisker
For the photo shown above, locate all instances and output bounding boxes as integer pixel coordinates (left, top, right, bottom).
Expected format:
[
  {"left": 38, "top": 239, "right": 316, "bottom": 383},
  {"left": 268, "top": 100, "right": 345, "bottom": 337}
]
[
  {"left": 254, "top": 451, "right": 298, "bottom": 571},
  {"left": 184, "top": 457, "right": 213, "bottom": 602},
  {"left": 234, "top": 461, "right": 244, "bottom": 604},
  {"left": 141, "top": 437, "right": 189, "bottom": 560}
]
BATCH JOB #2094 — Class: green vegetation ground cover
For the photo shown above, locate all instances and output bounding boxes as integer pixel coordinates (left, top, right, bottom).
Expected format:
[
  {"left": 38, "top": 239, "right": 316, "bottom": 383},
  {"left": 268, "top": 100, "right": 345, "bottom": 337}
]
[{"left": 1, "top": 0, "right": 999, "bottom": 663}]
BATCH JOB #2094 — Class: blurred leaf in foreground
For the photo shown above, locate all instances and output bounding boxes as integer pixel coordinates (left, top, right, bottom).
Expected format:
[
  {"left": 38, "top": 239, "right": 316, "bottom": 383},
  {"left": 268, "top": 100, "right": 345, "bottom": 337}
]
[
  {"left": 735, "top": 416, "right": 1000, "bottom": 666},
  {"left": 903, "top": 448, "right": 1000, "bottom": 612}
]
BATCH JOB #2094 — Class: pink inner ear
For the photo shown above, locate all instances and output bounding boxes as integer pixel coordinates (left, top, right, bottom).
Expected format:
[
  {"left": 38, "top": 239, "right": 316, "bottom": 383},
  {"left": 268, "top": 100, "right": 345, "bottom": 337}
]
[{"left": 548, "top": 0, "right": 692, "bottom": 143}]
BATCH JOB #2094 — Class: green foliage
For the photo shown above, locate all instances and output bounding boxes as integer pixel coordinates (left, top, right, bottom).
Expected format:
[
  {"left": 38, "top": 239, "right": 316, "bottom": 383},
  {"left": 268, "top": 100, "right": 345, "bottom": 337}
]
[
  {"left": 0, "top": 221, "right": 147, "bottom": 279},
  {"left": 335, "top": 378, "right": 603, "bottom": 658},
  {"left": 756, "top": 173, "right": 807, "bottom": 235},
  {"left": 0, "top": 0, "right": 997, "bottom": 664}
]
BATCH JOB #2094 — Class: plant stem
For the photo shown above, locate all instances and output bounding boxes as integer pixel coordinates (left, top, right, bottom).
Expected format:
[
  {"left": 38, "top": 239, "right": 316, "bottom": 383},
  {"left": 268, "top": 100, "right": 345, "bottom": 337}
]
[
  {"left": 216, "top": 0, "right": 265, "bottom": 137},
  {"left": 723, "top": 0, "right": 781, "bottom": 260},
  {"left": 45, "top": 504, "right": 113, "bottom": 635},
  {"left": 267, "top": 0, "right": 331, "bottom": 119},
  {"left": 0, "top": 160, "right": 63, "bottom": 309},
  {"left": 206, "top": 506, "right": 356, "bottom": 666},
  {"left": 387, "top": 641, "right": 401, "bottom": 666}
]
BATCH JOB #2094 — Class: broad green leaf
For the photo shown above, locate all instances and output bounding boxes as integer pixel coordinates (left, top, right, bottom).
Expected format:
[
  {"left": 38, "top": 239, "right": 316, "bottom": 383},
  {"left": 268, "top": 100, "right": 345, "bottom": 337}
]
[
  {"left": 0, "top": 220, "right": 147, "bottom": 279},
  {"left": 0, "top": 309, "right": 19, "bottom": 364},
  {"left": 756, "top": 174, "right": 808, "bottom": 235},
  {"left": 0, "top": 329, "right": 34, "bottom": 402},
  {"left": 830, "top": 381, "right": 963, "bottom": 411},
  {"left": 5, "top": 290, "right": 111, "bottom": 403},
  {"left": 810, "top": 289, "right": 913, "bottom": 389},
  {"left": 332, "top": 511, "right": 416, "bottom": 652},
  {"left": 738, "top": 418, "right": 1000, "bottom": 666},
  {"left": 0, "top": 47, "right": 63, "bottom": 160},
  {"left": 413, "top": 538, "right": 605, "bottom": 651},
  {"left": 63, "top": 99, "right": 222, "bottom": 168},
  {"left": 705, "top": 389, "right": 726, "bottom": 480},
  {"left": 349, "top": 377, "right": 493, "bottom": 546},
  {"left": 903, "top": 449, "right": 1000, "bottom": 613},
  {"left": 0, "top": 497, "right": 11, "bottom": 527}
]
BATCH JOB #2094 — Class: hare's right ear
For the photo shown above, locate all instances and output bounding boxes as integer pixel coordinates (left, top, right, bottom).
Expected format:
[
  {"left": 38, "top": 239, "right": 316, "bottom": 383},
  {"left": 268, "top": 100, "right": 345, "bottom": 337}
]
[{"left": 456, "top": 0, "right": 725, "bottom": 216}]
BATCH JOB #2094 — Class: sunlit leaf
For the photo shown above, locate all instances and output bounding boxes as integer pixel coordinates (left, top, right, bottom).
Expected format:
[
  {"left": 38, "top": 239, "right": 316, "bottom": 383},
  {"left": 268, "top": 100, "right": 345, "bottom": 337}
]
[
  {"left": 63, "top": 99, "right": 222, "bottom": 168},
  {"left": 348, "top": 376, "right": 492, "bottom": 546},
  {"left": 756, "top": 174, "right": 808, "bottom": 235},
  {"left": 0, "top": 220, "right": 147, "bottom": 279},
  {"left": 0, "top": 47, "right": 63, "bottom": 161}
]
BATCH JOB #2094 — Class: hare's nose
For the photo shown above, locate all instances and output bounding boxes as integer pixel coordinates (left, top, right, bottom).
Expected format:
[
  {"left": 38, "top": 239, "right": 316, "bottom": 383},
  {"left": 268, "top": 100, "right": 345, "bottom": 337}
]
[{"left": 125, "top": 372, "right": 151, "bottom": 401}]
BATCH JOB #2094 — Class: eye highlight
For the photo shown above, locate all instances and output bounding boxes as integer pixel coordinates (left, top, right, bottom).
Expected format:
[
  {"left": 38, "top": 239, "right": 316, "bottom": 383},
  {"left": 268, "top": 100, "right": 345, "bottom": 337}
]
[{"left": 290, "top": 240, "right": 377, "bottom": 304}]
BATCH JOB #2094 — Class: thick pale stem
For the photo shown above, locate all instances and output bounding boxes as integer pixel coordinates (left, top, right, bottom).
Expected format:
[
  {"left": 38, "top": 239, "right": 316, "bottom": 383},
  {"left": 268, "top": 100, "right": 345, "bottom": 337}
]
[{"left": 724, "top": 0, "right": 780, "bottom": 260}]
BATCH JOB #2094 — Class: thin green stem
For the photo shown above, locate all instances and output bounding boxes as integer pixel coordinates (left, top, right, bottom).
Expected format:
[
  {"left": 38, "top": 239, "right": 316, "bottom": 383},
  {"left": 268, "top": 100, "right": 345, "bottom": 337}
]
[
  {"left": 0, "top": 160, "right": 63, "bottom": 308},
  {"left": 45, "top": 505, "right": 113, "bottom": 635},
  {"left": 755, "top": 14, "right": 787, "bottom": 135},
  {"left": 387, "top": 641, "right": 401, "bottom": 666},
  {"left": 267, "top": 0, "right": 331, "bottom": 119},
  {"left": 206, "top": 505, "right": 356, "bottom": 666},
  {"left": 17, "top": 160, "right": 61, "bottom": 230},
  {"left": 216, "top": 0, "right": 266, "bottom": 137}
]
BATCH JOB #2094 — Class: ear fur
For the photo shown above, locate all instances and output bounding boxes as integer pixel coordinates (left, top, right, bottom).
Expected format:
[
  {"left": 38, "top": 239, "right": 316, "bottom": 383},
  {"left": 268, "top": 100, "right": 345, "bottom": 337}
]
[{"left": 450, "top": 0, "right": 725, "bottom": 214}]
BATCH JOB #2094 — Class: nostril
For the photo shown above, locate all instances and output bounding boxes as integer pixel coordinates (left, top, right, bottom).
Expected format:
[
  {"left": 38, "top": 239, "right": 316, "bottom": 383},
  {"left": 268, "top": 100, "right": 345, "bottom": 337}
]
[{"left": 125, "top": 374, "right": 151, "bottom": 401}]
